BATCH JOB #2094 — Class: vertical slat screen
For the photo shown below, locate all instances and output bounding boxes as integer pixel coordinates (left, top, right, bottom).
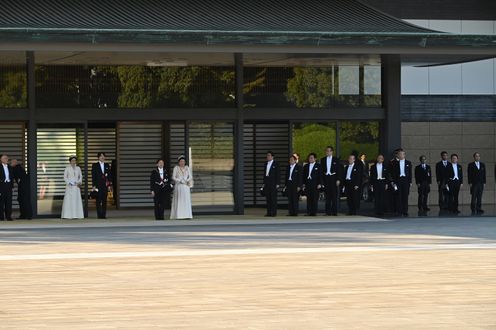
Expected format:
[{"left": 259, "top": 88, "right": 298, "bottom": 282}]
[
  {"left": 243, "top": 123, "right": 290, "bottom": 206},
  {"left": 118, "top": 122, "right": 162, "bottom": 207},
  {"left": 0, "top": 122, "right": 25, "bottom": 209}
]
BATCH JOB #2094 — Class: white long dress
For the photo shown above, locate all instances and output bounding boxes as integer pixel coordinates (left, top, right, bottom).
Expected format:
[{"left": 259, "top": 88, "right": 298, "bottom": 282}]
[
  {"left": 170, "top": 165, "right": 193, "bottom": 219},
  {"left": 61, "top": 165, "right": 84, "bottom": 219}
]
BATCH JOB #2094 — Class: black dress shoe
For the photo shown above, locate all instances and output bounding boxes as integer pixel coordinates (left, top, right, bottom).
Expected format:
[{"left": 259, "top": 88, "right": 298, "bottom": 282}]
[
  {"left": 6, "top": 218, "right": 13, "bottom": 221},
  {"left": 478, "top": 209, "right": 484, "bottom": 214},
  {"left": 425, "top": 208, "right": 431, "bottom": 211}
]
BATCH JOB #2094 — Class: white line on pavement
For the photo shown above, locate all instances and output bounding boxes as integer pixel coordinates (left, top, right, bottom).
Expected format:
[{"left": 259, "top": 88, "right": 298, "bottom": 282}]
[{"left": 1, "top": 243, "right": 496, "bottom": 261}]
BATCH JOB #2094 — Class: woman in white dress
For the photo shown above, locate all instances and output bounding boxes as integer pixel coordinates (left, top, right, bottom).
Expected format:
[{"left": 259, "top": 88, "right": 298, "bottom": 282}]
[
  {"left": 170, "top": 155, "right": 193, "bottom": 219},
  {"left": 61, "top": 155, "right": 84, "bottom": 219}
]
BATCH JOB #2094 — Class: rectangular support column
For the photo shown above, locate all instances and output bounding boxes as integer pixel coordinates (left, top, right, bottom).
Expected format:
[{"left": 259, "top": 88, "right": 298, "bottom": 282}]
[
  {"left": 26, "top": 51, "right": 37, "bottom": 217},
  {"left": 381, "top": 54, "right": 402, "bottom": 157},
  {"left": 234, "top": 53, "right": 244, "bottom": 214}
]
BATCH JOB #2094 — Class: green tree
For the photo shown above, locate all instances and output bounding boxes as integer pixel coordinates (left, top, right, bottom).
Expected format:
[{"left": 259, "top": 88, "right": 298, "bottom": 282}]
[
  {"left": 286, "top": 67, "right": 333, "bottom": 108},
  {"left": 0, "top": 69, "right": 27, "bottom": 108}
]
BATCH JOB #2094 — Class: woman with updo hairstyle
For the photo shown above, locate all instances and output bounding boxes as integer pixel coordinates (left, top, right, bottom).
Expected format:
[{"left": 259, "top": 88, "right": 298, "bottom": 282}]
[
  {"left": 61, "top": 155, "right": 84, "bottom": 219},
  {"left": 170, "top": 155, "right": 193, "bottom": 219}
]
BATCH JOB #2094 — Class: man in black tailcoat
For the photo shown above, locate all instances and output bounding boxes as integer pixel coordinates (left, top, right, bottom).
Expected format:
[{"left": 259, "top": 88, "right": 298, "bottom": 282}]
[{"left": 91, "top": 152, "right": 112, "bottom": 219}]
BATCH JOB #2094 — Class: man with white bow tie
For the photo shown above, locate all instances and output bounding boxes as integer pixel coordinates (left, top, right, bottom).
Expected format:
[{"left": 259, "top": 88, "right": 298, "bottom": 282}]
[
  {"left": 415, "top": 155, "right": 432, "bottom": 215},
  {"left": 0, "top": 154, "right": 14, "bottom": 220},
  {"left": 150, "top": 159, "right": 172, "bottom": 220},
  {"left": 468, "top": 152, "right": 486, "bottom": 215},
  {"left": 342, "top": 154, "right": 363, "bottom": 215},
  {"left": 390, "top": 149, "right": 412, "bottom": 217},
  {"left": 435, "top": 151, "right": 450, "bottom": 211}
]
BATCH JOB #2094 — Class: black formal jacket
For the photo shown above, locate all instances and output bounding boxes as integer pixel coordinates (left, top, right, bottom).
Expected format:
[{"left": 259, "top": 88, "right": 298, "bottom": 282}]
[
  {"left": 150, "top": 167, "right": 172, "bottom": 193},
  {"left": 342, "top": 162, "right": 363, "bottom": 187},
  {"left": 12, "top": 164, "right": 29, "bottom": 188},
  {"left": 370, "top": 163, "right": 390, "bottom": 185},
  {"left": 286, "top": 164, "right": 303, "bottom": 187},
  {"left": 390, "top": 159, "right": 413, "bottom": 184},
  {"left": 263, "top": 160, "right": 280, "bottom": 187},
  {"left": 435, "top": 160, "right": 450, "bottom": 185},
  {"left": 415, "top": 164, "right": 432, "bottom": 185},
  {"left": 320, "top": 156, "right": 341, "bottom": 184},
  {"left": 91, "top": 162, "right": 112, "bottom": 189},
  {"left": 467, "top": 162, "right": 486, "bottom": 185},
  {"left": 446, "top": 163, "right": 463, "bottom": 184},
  {"left": 0, "top": 164, "right": 13, "bottom": 191},
  {"left": 303, "top": 162, "right": 322, "bottom": 187}
]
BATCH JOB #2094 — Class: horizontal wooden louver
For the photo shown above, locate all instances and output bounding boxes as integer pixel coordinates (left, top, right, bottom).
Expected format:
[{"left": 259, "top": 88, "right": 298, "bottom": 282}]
[{"left": 117, "top": 122, "right": 162, "bottom": 207}]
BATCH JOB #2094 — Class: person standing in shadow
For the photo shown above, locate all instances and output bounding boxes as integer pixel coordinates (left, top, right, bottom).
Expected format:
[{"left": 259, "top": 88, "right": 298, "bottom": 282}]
[
  {"left": 415, "top": 155, "right": 432, "bottom": 216},
  {"left": 11, "top": 158, "right": 32, "bottom": 220}
]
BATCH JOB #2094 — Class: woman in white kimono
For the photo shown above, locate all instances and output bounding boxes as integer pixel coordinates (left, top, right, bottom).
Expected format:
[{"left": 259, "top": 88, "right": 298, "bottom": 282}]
[
  {"left": 170, "top": 155, "right": 193, "bottom": 219},
  {"left": 61, "top": 155, "right": 84, "bottom": 219}
]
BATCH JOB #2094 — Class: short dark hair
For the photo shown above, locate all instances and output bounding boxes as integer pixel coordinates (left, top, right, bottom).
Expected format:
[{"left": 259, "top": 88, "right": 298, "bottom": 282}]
[
  {"left": 325, "top": 146, "right": 334, "bottom": 151},
  {"left": 266, "top": 151, "right": 274, "bottom": 157},
  {"left": 156, "top": 158, "right": 165, "bottom": 164},
  {"left": 473, "top": 152, "right": 480, "bottom": 158},
  {"left": 69, "top": 156, "right": 77, "bottom": 162},
  {"left": 440, "top": 151, "right": 448, "bottom": 156},
  {"left": 97, "top": 152, "right": 106, "bottom": 158},
  {"left": 451, "top": 153, "right": 458, "bottom": 159},
  {"left": 289, "top": 155, "right": 297, "bottom": 161},
  {"left": 419, "top": 155, "right": 426, "bottom": 161},
  {"left": 308, "top": 152, "right": 317, "bottom": 159}
]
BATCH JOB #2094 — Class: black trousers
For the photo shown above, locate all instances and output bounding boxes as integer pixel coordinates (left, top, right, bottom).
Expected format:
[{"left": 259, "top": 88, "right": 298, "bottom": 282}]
[
  {"left": 447, "top": 180, "right": 461, "bottom": 212},
  {"left": 264, "top": 184, "right": 278, "bottom": 216},
  {"left": 345, "top": 182, "right": 360, "bottom": 215},
  {"left": 153, "top": 189, "right": 170, "bottom": 220},
  {"left": 470, "top": 183, "right": 484, "bottom": 212},
  {"left": 0, "top": 186, "right": 13, "bottom": 220},
  {"left": 372, "top": 180, "right": 387, "bottom": 215},
  {"left": 17, "top": 184, "right": 32, "bottom": 219},
  {"left": 323, "top": 175, "right": 338, "bottom": 215},
  {"left": 395, "top": 177, "right": 410, "bottom": 215},
  {"left": 438, "top": 183, "right": 449, "bottom": 210},
  {"left": 96, "top": 188, "right": 108, "bottom": 218},
  {"left": 417, "top": 182, "right": 430, "bottom": 211},
  {"left": 286, "top": 183, "right": 299, "bottom": 216},
  {"left": 305, "top": 185, "right": 319, "bottom": 216}
]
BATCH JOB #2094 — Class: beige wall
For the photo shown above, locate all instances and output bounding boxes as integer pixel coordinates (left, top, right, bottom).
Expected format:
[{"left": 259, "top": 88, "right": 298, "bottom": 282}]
[{"left": 402, "top": 122, "right": 495, "bottom": 205}]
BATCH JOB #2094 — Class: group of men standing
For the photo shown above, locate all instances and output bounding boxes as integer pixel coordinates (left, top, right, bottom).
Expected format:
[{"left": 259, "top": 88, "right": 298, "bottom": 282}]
[
  {"left": 434, "top": 151, "right": 486, "bottom": 216},
  {"left": 0, "top": 154, "right": 32, "bottom": 220},
  {"left": 261, "top": 148, "right": 488, "bottom": 217}
]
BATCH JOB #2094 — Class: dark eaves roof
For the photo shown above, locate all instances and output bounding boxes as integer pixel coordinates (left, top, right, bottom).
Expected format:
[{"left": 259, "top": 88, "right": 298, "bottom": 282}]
[{"left": 0, "top": 0, "right": 494, "bottom": 48}]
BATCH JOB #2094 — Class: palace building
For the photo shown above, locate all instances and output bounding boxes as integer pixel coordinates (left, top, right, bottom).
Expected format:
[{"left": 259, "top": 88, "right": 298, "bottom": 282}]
[{"left": 0, "top": 0, "right": 495, "bottom": 216}]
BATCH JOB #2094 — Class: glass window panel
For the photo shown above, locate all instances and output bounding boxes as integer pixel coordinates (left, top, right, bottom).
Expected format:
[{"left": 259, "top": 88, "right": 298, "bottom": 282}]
[
  {"left": 364, "top": 65, "right": 382, "bottom": 107},
  {"left": 189, "top": 122, "right": 234, "bottom": 210},
  {"left": 35, "top": 65, "right": 235, "bottom": 108},
  {"left": 339, "top": 121, "right": 380, "bottom": 163},
  {"left": 37, "top": 126, "right": 84, "bottom": 216},
  {"left": 0, "top": 52, "right": 27, "bottom": 108},
  {"left": 292, "top": 122, "right": 337, "bottom": 162}
]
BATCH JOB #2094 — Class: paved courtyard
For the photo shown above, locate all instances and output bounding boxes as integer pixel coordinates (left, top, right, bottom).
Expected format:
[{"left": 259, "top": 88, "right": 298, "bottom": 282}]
[{"left": 0, "top": 216, "right": 495, "bottom": 329}]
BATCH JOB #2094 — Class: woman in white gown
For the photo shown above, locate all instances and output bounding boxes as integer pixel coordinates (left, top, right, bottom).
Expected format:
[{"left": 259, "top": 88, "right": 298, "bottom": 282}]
[
  {"left": 61, "top": 155, "right": 84, "bottom": 219},
  {"left": 170, "top": 155, "right": 193, "bottom": 219}
]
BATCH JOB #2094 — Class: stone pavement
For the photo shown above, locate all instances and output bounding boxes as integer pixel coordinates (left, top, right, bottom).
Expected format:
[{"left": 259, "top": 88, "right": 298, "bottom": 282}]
[{"left": 0, "top": 216, "right": 495, "bottom": 329}]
